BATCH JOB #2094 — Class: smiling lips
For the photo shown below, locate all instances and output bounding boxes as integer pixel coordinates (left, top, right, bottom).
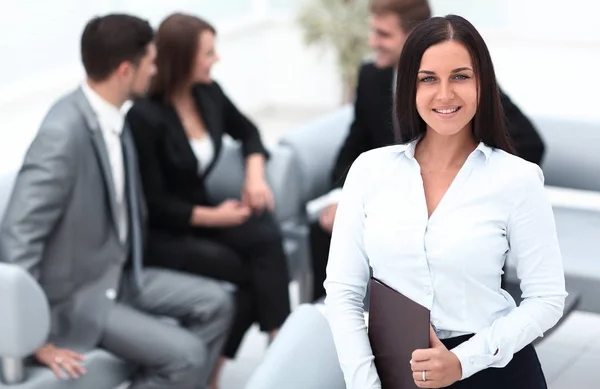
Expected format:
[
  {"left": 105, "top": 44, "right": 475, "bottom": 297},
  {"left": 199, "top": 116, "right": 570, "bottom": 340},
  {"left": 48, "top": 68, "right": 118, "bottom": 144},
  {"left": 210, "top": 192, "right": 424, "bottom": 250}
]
[{"left": 432, "top": 106, "right": 461, "bottom": 117}]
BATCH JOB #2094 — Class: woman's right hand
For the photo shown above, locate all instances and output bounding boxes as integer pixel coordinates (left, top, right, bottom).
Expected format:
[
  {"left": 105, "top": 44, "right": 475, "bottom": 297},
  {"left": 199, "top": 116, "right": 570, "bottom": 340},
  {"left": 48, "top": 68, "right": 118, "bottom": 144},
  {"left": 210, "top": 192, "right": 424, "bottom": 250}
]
[
  {"left": 191, "top": 200, "right": 251, "bottom": 227},
  {"left": 214, "top": 200, "right": 252, "bottom": 226},
  {"left": 34, "top": 343, "right": 86, "bottom": 379},
  {"left": 209, "top": 200, "right": 251, "bottom": 227}
]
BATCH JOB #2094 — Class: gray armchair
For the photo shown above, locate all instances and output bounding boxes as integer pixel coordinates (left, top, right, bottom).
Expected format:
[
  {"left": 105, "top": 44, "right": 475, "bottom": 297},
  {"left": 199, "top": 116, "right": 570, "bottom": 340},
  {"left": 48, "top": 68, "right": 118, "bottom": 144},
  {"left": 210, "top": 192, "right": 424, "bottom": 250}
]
[
  {"left": 0, "top": 263, "right": 49, "bottom": 385},
  {"left": 0, "top": 246, "right": 133, "bottom": 389},
  {"left": 244, "top": 304, "right": 345, "bottom": 389},
  {"left": 503, "top": 116, "right": 600, "bottom": 313},
  {"left": 204, "top": 136, "right": 313, "bottom": 300},
  {"left": 275, "top": 107, "right": 354, "bottom": 302},
  {"left": 533, "top": 116, "right": 600, "bottom": 192}
]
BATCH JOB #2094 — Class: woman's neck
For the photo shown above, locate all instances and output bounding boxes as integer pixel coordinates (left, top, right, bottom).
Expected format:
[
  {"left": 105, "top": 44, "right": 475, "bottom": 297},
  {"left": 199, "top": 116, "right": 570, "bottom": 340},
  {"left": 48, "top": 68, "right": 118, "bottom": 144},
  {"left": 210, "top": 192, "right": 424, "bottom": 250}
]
[
  {"left": 415, "top": 127, "right": 478, "bottom": 170},
  {"left": 170, "top": 84, "right": 195, "bottom": 108}
]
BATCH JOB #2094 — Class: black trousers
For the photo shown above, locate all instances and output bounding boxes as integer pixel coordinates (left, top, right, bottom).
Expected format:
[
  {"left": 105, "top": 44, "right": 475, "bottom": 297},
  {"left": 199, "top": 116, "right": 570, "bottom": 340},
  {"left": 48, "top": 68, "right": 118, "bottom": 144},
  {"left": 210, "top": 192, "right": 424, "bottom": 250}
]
[
  {"left": 146, "top": 212, "right": 291, "bottom": 358},
  {"left": 309, "top": 221, "right": 332, "bottom": 301},
  {"left": 441, "top": 335, "right": 547, "bottom": 389}
]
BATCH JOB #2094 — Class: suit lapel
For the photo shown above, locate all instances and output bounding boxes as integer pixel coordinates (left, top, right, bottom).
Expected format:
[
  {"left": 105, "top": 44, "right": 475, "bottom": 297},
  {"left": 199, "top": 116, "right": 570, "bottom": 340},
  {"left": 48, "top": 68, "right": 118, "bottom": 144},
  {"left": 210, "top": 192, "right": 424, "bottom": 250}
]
[
  {"left": 121, "top": 125, "right": 144, "bottom": 289},
  {"left": 74, "top": 87, "right": 121, "bottom": 235},
  {"left": 193, "top": 85, "right": 222, "bottom": 177},
  {"left": 381, "top": 67, "right": 399, "bottom": 140}
]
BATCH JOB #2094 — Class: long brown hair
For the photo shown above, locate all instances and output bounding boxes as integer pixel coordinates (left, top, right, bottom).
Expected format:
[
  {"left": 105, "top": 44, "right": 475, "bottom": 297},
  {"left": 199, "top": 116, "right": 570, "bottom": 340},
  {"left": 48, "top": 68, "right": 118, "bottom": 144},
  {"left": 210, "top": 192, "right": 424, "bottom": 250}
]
[
  {"left": 150, "top": 13, "right": 216, "bottom": 100},
  {"left": 395, "top": 15, "right": 515, "bottom": 154}
]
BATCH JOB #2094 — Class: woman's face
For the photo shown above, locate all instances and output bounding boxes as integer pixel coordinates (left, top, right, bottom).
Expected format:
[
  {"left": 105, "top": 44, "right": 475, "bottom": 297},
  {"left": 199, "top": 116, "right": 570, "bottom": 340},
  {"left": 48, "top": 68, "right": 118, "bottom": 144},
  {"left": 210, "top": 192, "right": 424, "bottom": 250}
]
[
  {"left": 191, "top": 30, "right": 219, "bottom": 84},
  {"left": 415, "top": 40, "right": 478, "bottom": 137}
]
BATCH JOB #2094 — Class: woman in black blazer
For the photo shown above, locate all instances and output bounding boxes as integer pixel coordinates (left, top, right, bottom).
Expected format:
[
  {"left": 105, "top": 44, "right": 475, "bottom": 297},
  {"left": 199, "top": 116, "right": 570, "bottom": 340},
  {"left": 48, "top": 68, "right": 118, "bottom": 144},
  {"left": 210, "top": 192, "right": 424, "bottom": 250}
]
[{"left": 126, "top": 13, "right": 290, "bottom": 388}]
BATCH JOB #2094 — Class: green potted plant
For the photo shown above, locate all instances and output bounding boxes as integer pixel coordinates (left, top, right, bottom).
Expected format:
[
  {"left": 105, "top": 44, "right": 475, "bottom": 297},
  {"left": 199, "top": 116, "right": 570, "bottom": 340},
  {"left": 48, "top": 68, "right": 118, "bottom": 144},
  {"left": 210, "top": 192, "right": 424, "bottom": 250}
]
[{"left": 297, "top": 0, "right": 371, "bottom": 104}]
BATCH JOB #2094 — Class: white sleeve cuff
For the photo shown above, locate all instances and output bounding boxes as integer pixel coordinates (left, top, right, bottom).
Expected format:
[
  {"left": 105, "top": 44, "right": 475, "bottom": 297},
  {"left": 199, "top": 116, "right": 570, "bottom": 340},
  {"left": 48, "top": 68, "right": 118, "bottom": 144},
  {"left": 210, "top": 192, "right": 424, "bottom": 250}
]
[
  {"left": 305, "top": 188, "right": 342, "bottom": 221},
  {"left": 450, "top": 343, "right": 497, "bottom": 380}
]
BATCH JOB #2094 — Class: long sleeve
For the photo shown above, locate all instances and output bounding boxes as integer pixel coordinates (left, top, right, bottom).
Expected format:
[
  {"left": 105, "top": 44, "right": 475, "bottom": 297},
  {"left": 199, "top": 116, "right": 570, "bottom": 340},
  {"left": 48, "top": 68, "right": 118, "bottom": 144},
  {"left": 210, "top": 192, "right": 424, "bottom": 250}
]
[
  {"left": 324, "top": 153, "right": 381, "bottom": 389},
  {"left": 499, "top": 88, "right": 545, "bottom": 165},
  {"left": 331, "top": 67, "right": 371, "bottom": 189},
  {"left": 127, "top": 106, "right": 195, "bottom": 231},
  {"left": 450, "top": 164, "right": 566, "bottom": 379},
  {"left": 215, "top": 83, "right": 269, "bottom": 159},
  {"left": 0, "top": 125, "right": 77, "bottom": 278}
]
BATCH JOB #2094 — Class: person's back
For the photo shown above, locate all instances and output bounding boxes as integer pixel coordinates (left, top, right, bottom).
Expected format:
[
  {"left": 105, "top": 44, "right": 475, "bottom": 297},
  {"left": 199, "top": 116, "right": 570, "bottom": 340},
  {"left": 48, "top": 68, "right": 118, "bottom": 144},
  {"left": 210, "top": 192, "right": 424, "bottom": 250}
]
[
  {"left": 309, "top": 0, "right": 545, "bottom": 301},
  {"left": 0, "top": 14, "right": 233, "bottom": 389}
]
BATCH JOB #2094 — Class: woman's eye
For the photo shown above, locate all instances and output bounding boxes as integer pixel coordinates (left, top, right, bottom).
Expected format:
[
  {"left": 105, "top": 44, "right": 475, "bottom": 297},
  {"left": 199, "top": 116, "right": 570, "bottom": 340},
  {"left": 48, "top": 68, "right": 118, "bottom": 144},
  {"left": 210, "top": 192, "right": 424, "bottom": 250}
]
[
  {"left": 454, "top": 74, "right": 469, "bottom": 80},
  {"left": 420, "top": 76, "right": 435, "bottom": 83}
]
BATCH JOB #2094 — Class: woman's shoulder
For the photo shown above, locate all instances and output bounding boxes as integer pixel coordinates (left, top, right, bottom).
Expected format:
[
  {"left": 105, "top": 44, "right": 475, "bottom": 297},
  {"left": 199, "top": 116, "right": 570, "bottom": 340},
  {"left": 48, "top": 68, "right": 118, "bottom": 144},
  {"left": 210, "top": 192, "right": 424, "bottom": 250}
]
[
  {"left": 347, "top": 144, "right": 410, "bottom": 177},
  {"left": 127, "top": 97, "right": 169, "bottom": 124},
  {"left": 129, "top": 96, "right": 165, "bottom": 114},
  {"left": 193, "top": 80, "right": 225, "bottom": 99},
  {"left": 359, "top": 144, "right": 410, "bottom": 163},
  {"left": 489, "top": 148, "right": 545, "bottom": 189}
]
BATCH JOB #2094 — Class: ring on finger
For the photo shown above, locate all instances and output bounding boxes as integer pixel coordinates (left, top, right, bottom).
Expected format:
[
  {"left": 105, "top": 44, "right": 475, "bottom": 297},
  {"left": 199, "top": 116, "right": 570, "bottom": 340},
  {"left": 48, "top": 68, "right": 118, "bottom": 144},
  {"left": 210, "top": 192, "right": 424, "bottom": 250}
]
[{"left": 422, "top": 370, "right": 427, "bottom": 382}]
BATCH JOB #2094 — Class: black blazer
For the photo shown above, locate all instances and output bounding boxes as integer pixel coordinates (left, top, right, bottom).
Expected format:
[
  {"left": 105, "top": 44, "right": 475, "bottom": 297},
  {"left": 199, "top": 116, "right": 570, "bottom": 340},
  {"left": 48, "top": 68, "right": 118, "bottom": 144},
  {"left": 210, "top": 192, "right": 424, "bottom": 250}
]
[
  {"left": 127, "top": 81, "right": 269, "bottom": 233},
  {"left": 331, "top": 63, "right": 545, "bottom": 189}
]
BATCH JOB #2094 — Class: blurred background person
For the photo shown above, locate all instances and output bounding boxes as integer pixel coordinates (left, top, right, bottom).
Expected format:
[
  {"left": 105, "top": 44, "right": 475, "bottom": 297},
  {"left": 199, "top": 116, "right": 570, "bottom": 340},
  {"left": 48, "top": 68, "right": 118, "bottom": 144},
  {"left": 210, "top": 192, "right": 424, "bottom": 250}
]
[
  {"left": 126, "top": 12, "right": 291, "bottom": 389},
  {"left": 0, "top": 13, "right": 234, "bottom": 389}
]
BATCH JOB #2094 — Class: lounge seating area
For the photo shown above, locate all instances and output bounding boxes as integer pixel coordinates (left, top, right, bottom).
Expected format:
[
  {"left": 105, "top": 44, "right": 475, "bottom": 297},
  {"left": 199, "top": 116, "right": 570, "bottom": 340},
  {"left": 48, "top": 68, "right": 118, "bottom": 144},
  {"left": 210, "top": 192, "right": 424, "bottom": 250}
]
[{"left": 1, "top": 105, "right": 599, "bottom": 388}]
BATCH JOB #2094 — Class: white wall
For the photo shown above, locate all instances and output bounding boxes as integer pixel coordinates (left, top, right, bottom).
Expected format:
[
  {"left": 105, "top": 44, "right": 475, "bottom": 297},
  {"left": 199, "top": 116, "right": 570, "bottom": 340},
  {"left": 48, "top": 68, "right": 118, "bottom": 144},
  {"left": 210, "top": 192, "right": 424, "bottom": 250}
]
[
  {"left": 1, "top": 0, "right": 599, "bottom": 175},
  {"left": 0, "top": 1, "right": 341, "bottom": 175}
]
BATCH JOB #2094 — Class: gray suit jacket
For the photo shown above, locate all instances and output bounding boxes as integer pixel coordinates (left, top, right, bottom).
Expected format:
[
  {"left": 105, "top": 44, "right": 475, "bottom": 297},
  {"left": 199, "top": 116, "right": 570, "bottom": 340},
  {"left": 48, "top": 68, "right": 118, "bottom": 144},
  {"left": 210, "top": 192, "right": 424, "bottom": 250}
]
[{"left": 0, "top": 87, "right": 146, "bottom": 352}]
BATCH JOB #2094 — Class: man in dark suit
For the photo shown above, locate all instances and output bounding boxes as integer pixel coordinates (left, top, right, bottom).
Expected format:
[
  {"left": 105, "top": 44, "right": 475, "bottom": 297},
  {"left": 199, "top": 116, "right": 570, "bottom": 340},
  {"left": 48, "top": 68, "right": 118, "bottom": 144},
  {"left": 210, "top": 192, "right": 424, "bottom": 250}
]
[
  {"left": 0, "top": 14, "right": 233, "bottom": 388},
  {"left": 310, "top": 0, "right": 545, "bottom": 301}
]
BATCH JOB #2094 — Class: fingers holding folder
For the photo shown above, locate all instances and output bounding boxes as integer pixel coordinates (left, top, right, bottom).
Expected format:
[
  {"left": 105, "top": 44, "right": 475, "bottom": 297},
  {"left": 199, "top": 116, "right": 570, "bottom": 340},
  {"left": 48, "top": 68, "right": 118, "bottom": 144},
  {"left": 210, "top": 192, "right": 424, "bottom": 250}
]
[
  {"left": 368, "top": 278, "right": 462, "bottom": 388},
  {"left": 409, "top": 326, "right": 462, "bottom": 388}
]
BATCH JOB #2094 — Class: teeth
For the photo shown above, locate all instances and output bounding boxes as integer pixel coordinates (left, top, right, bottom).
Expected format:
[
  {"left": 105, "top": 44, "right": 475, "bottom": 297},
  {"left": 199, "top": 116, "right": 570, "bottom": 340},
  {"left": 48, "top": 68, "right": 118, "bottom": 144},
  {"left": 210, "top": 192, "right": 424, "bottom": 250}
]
[{"left": 434, "top": 107, "right": 459, "bottom": 114}]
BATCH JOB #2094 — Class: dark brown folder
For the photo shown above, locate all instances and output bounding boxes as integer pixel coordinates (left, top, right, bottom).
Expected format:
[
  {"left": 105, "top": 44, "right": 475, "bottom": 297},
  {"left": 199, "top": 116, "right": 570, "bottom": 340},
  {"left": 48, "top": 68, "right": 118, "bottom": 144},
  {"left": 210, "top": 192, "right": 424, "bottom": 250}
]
[{"left": 368, "top": 277, "right": 430, "bottom": 389}]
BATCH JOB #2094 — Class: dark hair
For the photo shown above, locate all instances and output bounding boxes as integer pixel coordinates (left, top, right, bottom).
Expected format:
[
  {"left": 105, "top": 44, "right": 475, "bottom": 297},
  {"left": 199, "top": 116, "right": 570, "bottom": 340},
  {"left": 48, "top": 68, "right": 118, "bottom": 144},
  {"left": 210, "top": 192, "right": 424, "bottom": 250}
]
[
  {"left": 150, "top": 13, "right": 216, "bottom": 100},
  {"left": 394, "top": 15, "right": 515, "bottom": 154},
  {"left": 369, "top": 0, "right": 431, "bottom": 33},
  {"left": 81, "top": 14, "right": 154, "bottom": 82}
]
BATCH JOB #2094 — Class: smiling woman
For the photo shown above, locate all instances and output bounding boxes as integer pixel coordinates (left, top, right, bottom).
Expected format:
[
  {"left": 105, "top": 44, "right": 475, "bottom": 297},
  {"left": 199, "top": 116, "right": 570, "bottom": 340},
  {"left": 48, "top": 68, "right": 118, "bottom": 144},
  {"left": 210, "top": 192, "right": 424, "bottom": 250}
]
[
  {"left": 324, "top": 14, "right": 566, "bottom": 389},
  {"left": 394, "top": 15, "right": 514, "bottom": 155}
]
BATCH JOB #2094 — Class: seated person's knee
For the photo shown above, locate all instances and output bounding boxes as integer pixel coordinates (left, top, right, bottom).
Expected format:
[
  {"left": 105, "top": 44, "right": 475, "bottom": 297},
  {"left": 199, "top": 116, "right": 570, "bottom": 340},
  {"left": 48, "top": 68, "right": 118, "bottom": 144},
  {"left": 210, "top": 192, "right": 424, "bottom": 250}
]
[{"left": 167, "top": 336, "right": 208, "bottom": 378}]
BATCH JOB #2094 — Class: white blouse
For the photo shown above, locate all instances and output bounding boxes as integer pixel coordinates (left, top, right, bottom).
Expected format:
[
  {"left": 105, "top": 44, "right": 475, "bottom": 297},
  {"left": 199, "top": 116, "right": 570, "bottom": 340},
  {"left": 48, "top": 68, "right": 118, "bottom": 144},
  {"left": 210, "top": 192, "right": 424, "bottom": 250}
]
[
  {"left": 324, "top": 140, "right": 567, "bottom": 389},
  {"left": 189, "top": 136, "right": 215, "bottom": 175}
]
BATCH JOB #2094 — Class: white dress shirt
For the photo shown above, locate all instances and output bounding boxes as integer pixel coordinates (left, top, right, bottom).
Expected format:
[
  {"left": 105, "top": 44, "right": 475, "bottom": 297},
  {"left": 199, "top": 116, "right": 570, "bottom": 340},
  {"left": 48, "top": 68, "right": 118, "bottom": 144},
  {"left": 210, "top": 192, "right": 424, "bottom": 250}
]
[
  {"left": 81, "top": 82, "right": 128, "bottom": 242},
  {"left": 324, "top": 140, "right": 567, "bottom": 388}
]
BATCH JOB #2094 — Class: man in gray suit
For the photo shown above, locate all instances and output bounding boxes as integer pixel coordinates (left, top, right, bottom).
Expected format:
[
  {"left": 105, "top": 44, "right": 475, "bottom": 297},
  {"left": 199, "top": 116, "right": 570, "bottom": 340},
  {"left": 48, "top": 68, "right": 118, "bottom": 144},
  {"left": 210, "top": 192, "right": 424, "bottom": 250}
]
[{"left": 0, "top": 14, "right": 233, "bottom": 389}]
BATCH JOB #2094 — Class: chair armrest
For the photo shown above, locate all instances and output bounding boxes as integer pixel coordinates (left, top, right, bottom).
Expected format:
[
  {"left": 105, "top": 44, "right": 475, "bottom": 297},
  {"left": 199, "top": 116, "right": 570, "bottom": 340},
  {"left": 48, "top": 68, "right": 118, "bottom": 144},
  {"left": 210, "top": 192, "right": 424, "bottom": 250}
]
[
  {"left": 278, "top": 106, "right": 353, "bottom": 203},
  {"left": 0, "top": 263, "right": 50, "bottom": 384},
  {"left": 245, "top": 304, "right": 345, "bottom": 389},
  {"left": 545, "top": 185, "right": 600, "bottom": 212}
]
